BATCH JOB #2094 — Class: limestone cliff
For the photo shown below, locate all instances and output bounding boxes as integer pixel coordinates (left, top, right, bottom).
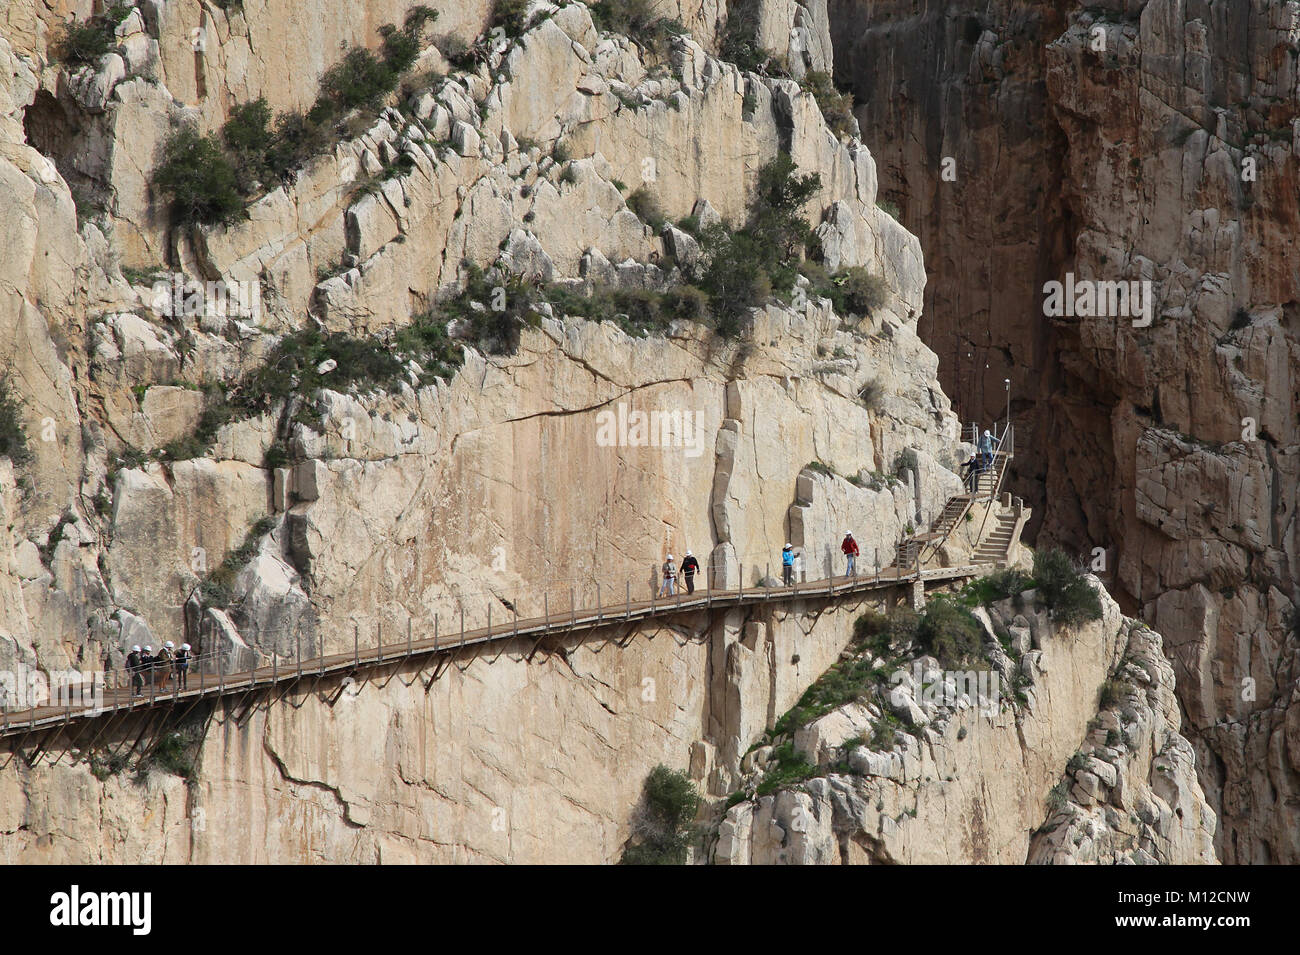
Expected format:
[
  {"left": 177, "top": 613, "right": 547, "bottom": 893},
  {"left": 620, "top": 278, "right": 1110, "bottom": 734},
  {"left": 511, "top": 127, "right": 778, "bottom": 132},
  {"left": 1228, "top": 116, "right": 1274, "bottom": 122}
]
[
  {"left": 0, "top": 0, "right": 1229, "bottom": 864},
  {"left": 830, "top": 0, "right": 1300, "bottom": 864}
]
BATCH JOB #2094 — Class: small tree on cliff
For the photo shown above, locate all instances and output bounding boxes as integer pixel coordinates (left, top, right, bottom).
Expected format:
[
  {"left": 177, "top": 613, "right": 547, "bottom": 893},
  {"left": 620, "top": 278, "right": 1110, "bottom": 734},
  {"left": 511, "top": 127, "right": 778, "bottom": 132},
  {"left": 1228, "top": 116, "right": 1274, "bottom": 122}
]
[{"left": 620, "top": 765, "right": 701, "bottom": 864}]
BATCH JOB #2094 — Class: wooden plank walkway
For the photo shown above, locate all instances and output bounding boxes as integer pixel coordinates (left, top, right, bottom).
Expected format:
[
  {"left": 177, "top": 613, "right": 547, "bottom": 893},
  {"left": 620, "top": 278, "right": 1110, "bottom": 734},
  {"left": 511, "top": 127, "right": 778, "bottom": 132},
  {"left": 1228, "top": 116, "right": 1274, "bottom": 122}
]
[{"left": 0, "top": 560, "right": 997, "bottom": 740}]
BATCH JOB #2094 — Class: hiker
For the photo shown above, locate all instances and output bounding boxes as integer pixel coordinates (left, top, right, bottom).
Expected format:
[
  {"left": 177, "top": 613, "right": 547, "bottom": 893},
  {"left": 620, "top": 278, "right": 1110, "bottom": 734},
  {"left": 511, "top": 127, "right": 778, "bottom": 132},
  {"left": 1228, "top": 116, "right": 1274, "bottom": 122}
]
[
  {"left": 153, "top": 642, "right": 174, "bottom": 688},
  {"left": 841, "top": 532, "right": 859, "bottom": 576},
  {"left": 659, "top": 553, "right": 677, "bottom": 597},
  {"left": 681, "top": 551, "right": 700, "bottom": 594},
  {"left": 175, "top": 643, "right": 192, "bottom": 690},
  {"left": 781, "top": 543, "right": 795, "bottom": 586},
  {"left": 125, "top": 645, "right": 144, "bottom": 697},
  {"left": 979, "top": 428, "right": 994, "bottom": 469},
  {"left": 961, "top": 453, "right": 980, "bottom": 492}
]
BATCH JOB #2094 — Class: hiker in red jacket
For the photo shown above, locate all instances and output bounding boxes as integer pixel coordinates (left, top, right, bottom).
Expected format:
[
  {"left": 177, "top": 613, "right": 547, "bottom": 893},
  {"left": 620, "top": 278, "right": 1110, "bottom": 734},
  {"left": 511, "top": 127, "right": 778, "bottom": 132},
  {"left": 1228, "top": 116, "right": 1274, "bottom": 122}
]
[{"left": 841, "top": 532, "right": 859, "bottom": 577}]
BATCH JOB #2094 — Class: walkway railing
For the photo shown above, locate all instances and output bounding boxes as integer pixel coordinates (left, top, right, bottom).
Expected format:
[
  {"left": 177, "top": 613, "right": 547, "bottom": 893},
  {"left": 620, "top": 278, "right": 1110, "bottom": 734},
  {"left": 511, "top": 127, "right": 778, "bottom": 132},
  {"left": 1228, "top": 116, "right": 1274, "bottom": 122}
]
[
  {"left": 0, "top": 555, "right": 1004, "bottom": 741},
  {"left": 1, "top": 429, "right": 1023, "bottom": 744}
]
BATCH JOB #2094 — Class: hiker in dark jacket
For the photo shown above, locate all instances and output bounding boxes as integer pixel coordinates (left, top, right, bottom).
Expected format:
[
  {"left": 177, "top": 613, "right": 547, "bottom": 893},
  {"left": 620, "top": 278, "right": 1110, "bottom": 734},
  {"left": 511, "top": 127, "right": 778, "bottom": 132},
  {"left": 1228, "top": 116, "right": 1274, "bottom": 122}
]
[
  {"left": 681, "top": 551, "right": 700, "bottom": 594},
  {"left": 125, "top": 645, "right": 144, "bottom": 697},
  {"left": 175, "top": 643, "right": 192, "bottom": 690}
]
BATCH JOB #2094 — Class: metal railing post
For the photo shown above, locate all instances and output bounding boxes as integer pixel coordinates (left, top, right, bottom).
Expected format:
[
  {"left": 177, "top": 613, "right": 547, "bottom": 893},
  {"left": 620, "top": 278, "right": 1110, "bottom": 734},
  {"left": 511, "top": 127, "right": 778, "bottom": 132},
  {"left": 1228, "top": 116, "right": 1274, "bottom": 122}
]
[
  {"left": 354, "top": 624, "right": 359, "bottom": 668},
  {"left": 596, "top": 583, "right": 602, "bottom": 623},
  {"left": 570, "top": 587, "right": 576, "bottom": 628},
  {"left": 544, "top": 594, "right": 549, "bottom": 629},
  {"left": 296, "top": 634, "right": 302, "bottom": 679},
  {"left": 407, "top": 618, "right": 412, "bottom": 657},
  {"left": 435, "top": 612, "right": 439, "bottom": 648},
  {"left": 377, "top": 622, "right": 383, "bottom": 662},
  {"left": 460, "top": 605, "right": 466, "bottom": 647},
  {"left": 739, "top": 563, "right": 743, "bottom": 601},
  {"left": 626, "top": 580, "right": 631, "bottom": 619}
]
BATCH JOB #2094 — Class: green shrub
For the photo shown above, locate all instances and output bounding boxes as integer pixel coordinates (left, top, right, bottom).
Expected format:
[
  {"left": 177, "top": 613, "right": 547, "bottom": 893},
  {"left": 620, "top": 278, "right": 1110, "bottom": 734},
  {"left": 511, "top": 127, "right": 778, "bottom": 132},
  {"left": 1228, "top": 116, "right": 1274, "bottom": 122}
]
[
  {"left": 589, "top": 0, "right": 685, "bottom": 56},
  {"left": 963, "top": 568, "right": 1032, "bottom": 607},
  {"left": 753, "top": 741, "right": 818, "bottom": 796},
  {"left": 916, "top": 597, "right": 986, "bottom": 669},
  {"left": 0, "top": 379, "right": 31, "bottom": 466},
  {"left": 156, "top": 10, "right": 437, "bottom": 220},
  {"left": 801, "top": 70, "right": 855, "bottom": 138},
  {"left": 836, "top": 266, "right": 888, "bottom": 317},
  {"left": 152, "top": 127, "right": 244, "bottom": 226},
  {"left": 1032, "top": 548, "right": 1104, "bottom": 626},
  {"left": 625, "top": 186, "right": 665, "bottom": 232},
  {"left": 1099, "top": 678, "right": 1125, "bottom": 709},
  {"left": 620, "top": 765, "right": 700, "bottom": 865},
  {"left": 264, "top": 107, "right": 335, "bottom": 180},
  {"left": 720, "top": 0, "right": 780, "bottom": 74},
  {"left": 893, "top": 447, "right": 918, "bottom": 478},
  {"left": 851, "top": 610, "right": 897, "bottom": 656},
  {"left": 491, "top": 0, "right": 533, "bottom": 37},
  {"left": 321, "top": 48, "right": 399, "bottom": 112},
  {"left": 664, "top": 284, "right": 709, "bottom": 321},
  {"left": 54, "top": 4, "right": 133, "bottom": 65},
  {"left": 380, "top": 6, "right": 439, "bottom": 74},
  {"left": 696, "top": 224, "right": 771, "bottom": 334},
  {"left": 221, "top": 97, "right": 275, "bottom": 185}
]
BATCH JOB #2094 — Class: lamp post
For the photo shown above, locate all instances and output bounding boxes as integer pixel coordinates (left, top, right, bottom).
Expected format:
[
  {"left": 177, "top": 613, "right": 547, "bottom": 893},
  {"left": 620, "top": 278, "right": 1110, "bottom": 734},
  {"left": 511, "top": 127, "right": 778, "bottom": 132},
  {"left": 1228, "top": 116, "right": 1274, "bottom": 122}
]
[{"left": 1004, "top": 378, "right": 1011, "bottom": 436}]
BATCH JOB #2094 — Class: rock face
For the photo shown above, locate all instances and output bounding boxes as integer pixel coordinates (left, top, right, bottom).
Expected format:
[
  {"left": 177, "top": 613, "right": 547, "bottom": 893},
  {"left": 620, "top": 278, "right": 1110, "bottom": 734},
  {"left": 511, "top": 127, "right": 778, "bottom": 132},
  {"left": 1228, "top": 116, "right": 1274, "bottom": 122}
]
[
  {"left": 714, "top": 581, "right": 1217, "bottom": 864},
  {"left": 0, "top": 594, "right": 881, "bottom": 864},
  {"left": 0, "top": 2, "right": 989, "bottom": 862},
  {"left": 0, "top": 0, "right": 1232, "bottom": 864},
  {"left": 830, "top": 0, "right": 1300, "bottom": 863}
]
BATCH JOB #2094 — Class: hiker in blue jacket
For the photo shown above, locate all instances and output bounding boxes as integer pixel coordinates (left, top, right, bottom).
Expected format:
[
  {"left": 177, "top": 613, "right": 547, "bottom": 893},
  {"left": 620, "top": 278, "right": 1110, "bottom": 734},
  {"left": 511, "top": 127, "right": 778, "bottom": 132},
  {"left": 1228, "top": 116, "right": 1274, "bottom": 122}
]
[{"left": 781, "top": 543, "right": 795, "bottom": 586}]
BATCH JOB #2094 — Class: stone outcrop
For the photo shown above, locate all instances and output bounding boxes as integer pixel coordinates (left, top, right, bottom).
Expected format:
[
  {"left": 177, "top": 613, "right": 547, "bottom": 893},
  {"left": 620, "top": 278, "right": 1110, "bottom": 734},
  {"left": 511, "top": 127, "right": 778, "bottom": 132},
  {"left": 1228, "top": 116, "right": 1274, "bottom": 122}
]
[{"left": 714, "top": 579, "right": 1217, "bottom": 864}]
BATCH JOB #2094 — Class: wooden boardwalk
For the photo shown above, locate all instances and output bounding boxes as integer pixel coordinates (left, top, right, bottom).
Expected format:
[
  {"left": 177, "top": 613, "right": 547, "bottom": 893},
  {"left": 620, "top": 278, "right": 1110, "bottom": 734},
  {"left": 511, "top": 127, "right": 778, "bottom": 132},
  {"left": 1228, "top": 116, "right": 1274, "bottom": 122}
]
[{"left": 0, "top": 560, "right": 995, "bottom": 741}]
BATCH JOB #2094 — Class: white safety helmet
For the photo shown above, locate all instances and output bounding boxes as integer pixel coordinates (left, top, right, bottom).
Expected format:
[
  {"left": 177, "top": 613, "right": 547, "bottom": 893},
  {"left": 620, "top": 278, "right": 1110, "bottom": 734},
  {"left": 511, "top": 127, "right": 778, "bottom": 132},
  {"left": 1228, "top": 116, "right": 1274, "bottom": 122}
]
[
  {"left": 845, "top": 531, "right": 853, "bottom": 537},
  {"left": 784, "top": 543, "right": 792, "bottom": 549},
  {"left": 685, "top": 550, "right": 693, "bottom": 557},
  {"left": 182, "top": 643, "right": 191, "bottom": 651},
  {"left": 165, "top": 641, "right": 174, "bottom": 649},
  {"left": 143, "top": 645, "right": 152, "bottom": 652},
  {"left": 131, "top": 645, "right": 141, "bottom": 653},
  {"left": 666, "top": 554, "right": 674, "bottom": 561}
]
